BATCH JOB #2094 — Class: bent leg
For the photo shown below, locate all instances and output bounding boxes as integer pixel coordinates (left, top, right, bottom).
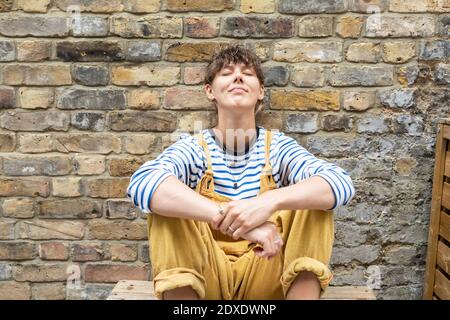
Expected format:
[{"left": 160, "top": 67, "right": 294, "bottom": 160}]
[{"left": 147, "top": 214, "right": 233, "bottom": 300}]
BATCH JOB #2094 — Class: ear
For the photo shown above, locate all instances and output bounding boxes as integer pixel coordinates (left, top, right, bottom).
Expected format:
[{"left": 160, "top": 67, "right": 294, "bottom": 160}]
[
  {"left": 258, "top": 85, "right": 265, "bottom": 101},
  {"left": 204, "top": 83, "right": 216, "bottom": 101}
]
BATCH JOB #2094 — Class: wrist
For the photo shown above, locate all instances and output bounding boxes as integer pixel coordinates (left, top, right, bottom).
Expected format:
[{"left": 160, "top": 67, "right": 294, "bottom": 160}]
[{"left": 266, "top": 189, "right": 282, "bottom": 212}]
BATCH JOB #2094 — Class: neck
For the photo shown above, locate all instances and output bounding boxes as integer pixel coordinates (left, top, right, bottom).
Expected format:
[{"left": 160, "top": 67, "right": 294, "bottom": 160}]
[{"left": 213, "top": 115, "right": 257, "bottom": 154}]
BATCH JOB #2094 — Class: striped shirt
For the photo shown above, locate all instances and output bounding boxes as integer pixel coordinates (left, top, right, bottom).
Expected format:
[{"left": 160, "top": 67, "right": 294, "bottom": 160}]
[{"left": 127, "top": 126, "right": 355, "bottom": 214}]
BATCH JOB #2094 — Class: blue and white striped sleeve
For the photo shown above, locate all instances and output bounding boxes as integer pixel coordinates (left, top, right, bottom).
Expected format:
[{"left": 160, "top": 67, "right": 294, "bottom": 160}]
[
  {"left": 126, "top": 133, "right": 205, "bottom": 214},
  {"left": 273, "top": 132, "right": 355, "bottom": 209}
]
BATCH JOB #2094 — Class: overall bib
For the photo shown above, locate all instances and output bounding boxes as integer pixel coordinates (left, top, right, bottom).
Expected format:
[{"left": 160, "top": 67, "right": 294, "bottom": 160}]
[{"left": 147, "top": 129, "right": 334, "bottom": 300}]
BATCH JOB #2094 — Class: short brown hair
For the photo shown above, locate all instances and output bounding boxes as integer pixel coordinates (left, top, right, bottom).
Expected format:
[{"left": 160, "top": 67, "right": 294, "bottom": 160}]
[{"left": 204, "top": 45, "right": 265, "bottom": 115}]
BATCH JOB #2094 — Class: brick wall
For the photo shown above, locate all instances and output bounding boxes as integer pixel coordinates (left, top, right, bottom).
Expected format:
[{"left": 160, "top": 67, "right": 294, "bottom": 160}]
[{"left": 0, "top": 0, "right": 449, "bottom": 300}]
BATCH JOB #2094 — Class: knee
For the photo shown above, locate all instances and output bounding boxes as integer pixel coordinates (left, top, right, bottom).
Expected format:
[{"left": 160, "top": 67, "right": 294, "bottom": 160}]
[{"left": 163, "top": 285, "right": 200, "bottom": 300}]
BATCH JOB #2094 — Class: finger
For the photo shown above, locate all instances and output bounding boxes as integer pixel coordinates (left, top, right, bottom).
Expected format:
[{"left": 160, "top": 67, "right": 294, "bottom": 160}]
[
  {"left": 218, "top": 212, "right": 234, "bottom": 234},
  {"left": 232, "top": 226, "right": 246, "bottom": 240},
  {"left": 210, "top": 213, "right": 224, "bottom": 230}
]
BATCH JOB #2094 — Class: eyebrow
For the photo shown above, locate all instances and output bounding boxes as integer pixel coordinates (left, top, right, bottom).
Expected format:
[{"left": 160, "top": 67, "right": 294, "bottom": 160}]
[{"left": 222, "top": 64, "right": 253, "bottom": 71}]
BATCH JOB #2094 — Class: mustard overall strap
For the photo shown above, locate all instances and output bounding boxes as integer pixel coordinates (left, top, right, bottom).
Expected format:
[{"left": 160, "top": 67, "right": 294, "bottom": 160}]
[{"left": 195, "top": 132, "right": 213, "bottom": 175}]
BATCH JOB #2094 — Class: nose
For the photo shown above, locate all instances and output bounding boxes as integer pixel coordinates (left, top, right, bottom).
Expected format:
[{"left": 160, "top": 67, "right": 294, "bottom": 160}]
[{"left": 233, "top": 71, "right": 243, "bottom": 83}]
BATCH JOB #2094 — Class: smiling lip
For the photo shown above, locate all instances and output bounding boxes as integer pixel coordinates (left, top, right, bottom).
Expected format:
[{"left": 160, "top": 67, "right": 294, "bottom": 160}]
[{"left": 229, "top": 87, "right": 247, "bottom": 93}]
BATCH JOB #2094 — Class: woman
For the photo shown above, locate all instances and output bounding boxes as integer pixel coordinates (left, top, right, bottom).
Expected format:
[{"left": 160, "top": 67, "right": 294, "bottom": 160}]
[{"left": 127, "top": 45, "right": 355, "bottom": 300}]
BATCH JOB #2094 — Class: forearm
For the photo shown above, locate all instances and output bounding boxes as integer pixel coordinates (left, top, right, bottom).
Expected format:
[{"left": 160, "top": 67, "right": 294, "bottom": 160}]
[
  {"left": 270, "top": 176, "right": 336, "bottom": 211},
  {"left": 149, "top": 175, "right": 220, "bottom": 223}
]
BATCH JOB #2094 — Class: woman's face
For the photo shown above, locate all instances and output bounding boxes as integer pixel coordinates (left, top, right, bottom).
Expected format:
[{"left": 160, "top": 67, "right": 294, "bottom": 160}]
[{"left": 205, "top": 62, "right": 264, "bottom": 113}]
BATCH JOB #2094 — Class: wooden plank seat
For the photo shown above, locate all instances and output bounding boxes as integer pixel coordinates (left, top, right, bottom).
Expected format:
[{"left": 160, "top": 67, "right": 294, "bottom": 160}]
[{"left": 107, "top": 280, "right": 377, "bottom": 300}]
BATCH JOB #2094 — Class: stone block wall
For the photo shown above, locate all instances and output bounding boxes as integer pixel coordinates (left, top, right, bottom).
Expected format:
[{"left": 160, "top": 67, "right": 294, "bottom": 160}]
[{"left": 0, "top": 0, "right": 449, "bottom": 299}]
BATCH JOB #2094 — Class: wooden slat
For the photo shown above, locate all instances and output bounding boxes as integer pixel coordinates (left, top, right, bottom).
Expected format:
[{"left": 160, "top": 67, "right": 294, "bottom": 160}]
[
  {"left": 440, "top": 211, "right": 450, "bottom": 243},
  {"left": 424, "top": 123, "right": 447, "bottom": 299},
  {"left": 107, "top": 280, "right": 156, "bottom": 300},
  {"left": 445, "top": 152, "right": 450, "bottom": 178},
  {"left": 434, "top": 269, "right": 450, "bottom": 300},
  {"left": 444, "top": 125, "right": 450, "bottom": 140},
  {"left": 106, "top": 281, "right": 376, "bottom": 300},
  {"left": 437, "top": 241, "right": 450, "bottom": 276},
  {"left": 442, "top": 183, "right": 450, "bottom": 210},
  {"left": 321, "top": 286, "right": 376, "bottom": 300}
]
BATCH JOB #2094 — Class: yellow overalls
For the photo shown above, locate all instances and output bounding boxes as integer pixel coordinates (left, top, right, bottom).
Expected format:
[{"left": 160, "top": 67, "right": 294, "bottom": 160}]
[{"left": 147, "top": 129, "right": 334, "bottom": 300}]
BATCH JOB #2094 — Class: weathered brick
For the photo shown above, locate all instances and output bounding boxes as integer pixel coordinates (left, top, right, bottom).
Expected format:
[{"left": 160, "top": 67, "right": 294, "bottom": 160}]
[
  {"left": 0, "top": 242, "right": 36, "bottom": 260},
  {"left": 1, "top": 198, "right": 35, "bottom": 219},
  {"left": 0, "top": 40, "right": 14, "bottom": 61},
  {"left": 123, "top": 134, "right": 157, "bottom": 155},
  {"left": 321, "top": 114, "right": 354, "bottom": 132},
  {"left": 243, "top": 41, "right": 272, "bottom": 62},
  {"left": 434, "top": 63, "right": 450, "bottom": 85},
  {"left": 109, "top": 111, "right": 177, "bottom": 132},
  {"left": 51, "top": 178, "right": 82, "bottom": 197},
  {"left": 329, "top": 65, "right": 394, "bottom": 86},
  {"left": 164, "top": 87, "right": 213, "bottom": 110},
  {"left": 396, "top": 64, "right": 421, "bottom": 86},
  {"left": 17, "top": 220, "right": 84, "bottom": 240},
  {"left": 357, "top": 114, "right": 390, "bottom": 133},
  {"left": 298, "top": 16, "right": 333, "bottom": 37},
  {"left": 0, "top": 263, "right": 12, "bottom": 280},
  {"left": 123, "top": 0, "right": 160, "bottom": 12},
  {"left": 18, "top": 134, "right": 55, "bottom": 153},
  {"left": 222, "top": 16, "right": 294, "bottom": 38},
  {"left": 382, "top": 41, "right": 416, "bottom": 63},
  {"left": 0, "top": 178, "right": 50, "bottom": 197},
  {"left": 13, "top": 263, "right": 68, "bottom": 282},
  {"left": 184, "top": 65, "right": 207, "bottom": 85},
  {"left": 332, "top": 245, "right": 381, "bottom": 264},
  {"left": 389, "top": 0, "right": 450, "bottom": 12},
  {"left": 16, "top": 40, "right": 51, "bottom": 62},
  {"left": 177, "top": 111, "right": 217, "bottom": 134},
  {"left": 263, "top": 66, "right": 289, "bottom": 86},
  {"left": 240, "top": 0, "right": 275, "bottom": 13},
  {"left": 273, "top": 40, "right": 343, "bottom": 62},
  {"left": 85, "top": 178, "right": 130, "bottom": 198},
  {"left": 285, "top": 113, "right": 319, "bottom": 133},
  {"left": 104, "top": 199, "right": 138, "bottom": 220},
  {"left": 108, "top": 157, "right": 144, "bottom": 177},
  {"left": 336, "top": 16, "right": 363, "bottom": 38},
  {"left": 54, "top": 134, "right": 121, "bottom": 154},
  {"left": 110, "top": 244, "right": 137, "bottom": 262},
  {"left": 39, "top": 242, "right": 69, "bottom": 260},
  {"left": 0, "top": 15, "right": 69, "bottom": 37},
  {"left": 71, "top": 243, "right": 105, "bottom": 261},
  {"left": 111, "top": 15, "right": 182, "bottom": 38},
  {"left": 128, "top": 89, "right": 160, "bottom": 110},
  {"left": 66, "top": 283, "right": 115, "bottom": 300},
  {"left": 165, "top": 41, "right": 230, "bottom": 62},
  {"left": 439, "top": 14, "right": 450, "bottom": 36},
  {"left": 71, "top": 112, "right": 105, "bottom": 131},
  {"left": 271, "top": 90, "right": 340, "bottom": 111},
  {"left": 72, "top": 65, "right": 109, "bottom": 86},
  {"left": 185, "top": 17, "right": 220, "bottom": 38},
  {"left": 88, "top": 220, "right": 147, "bottom": 240},
  {"left": 392, "top": 114, "right": 424, "bottom": 136},
  {"left": 379, "top": 88, "right": 416, "bottom": 109},
  {"left": 19, "top": 88, "right": 53, "bottom": 110},
  {"left": 126, "top": 40, "right": 161, "bottom": 61},
  {"left": 2, "top": 64, "right": 71, "bottom": 86},
  {"left": 0, "top": 0, "right": 13, "bottom": 11},
  {"left": 17, "top": 0, "right": 51, "bottom": 12},
  {"left": 73, "top": 155, "right": 105, "bottom": 175},
  {"left": 111, "top": 64, "right": 180, "bottom": 86},
  {"left": 55, "top": 0, "right": 123, "bottom": 12},
  {"left": 343, "top": 91, "right": 376, "bottom": 111},
  {"left": 366, "top": 15, "right": 435, "bottom": 37},
  {"left": 419, "top": 40, "right": 449, "bottom": 60},
  {"left": 167, "top": 0, "right": 233, "bottom": 12},
  {"left": 56, "top": 41, "right": 125, "bottom": 62},
  {"left": 139, "top": 243, "right": 150, "bottom": 263},
  {"left": 0, "top": 86, "right": 15, "bottom": 109},
  {"left": 279, "top": 0, "right": 346, "bottom": 13},
  {"left": 32, "top": 283, "right": 66, "bottom": 300},
  {"left": 351, "top": 0, "right": 387, "bottom": 12},
  {"left": 0, "top": 221, "right": 14, "bottom": 239},
  {"left": 346, "top": 42, "right": 381, "bottom": 63},
  {"left": 0, "top": 282, "right": 31, "bottom": 300},
  {"left": 57, "top": 88, "right": 125, "bottom": 110},
  {"left": 394, "top": 158, "right": 418, "bottom": 177},
  {"left": 71, "top": 15, "right": 109, "bottom": 37},
  {"left": 3, "top": 156, "right": 72, "bottom": 176},
  {"left": 0, "top": 133, "right": 15, "bottom": 152}
]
